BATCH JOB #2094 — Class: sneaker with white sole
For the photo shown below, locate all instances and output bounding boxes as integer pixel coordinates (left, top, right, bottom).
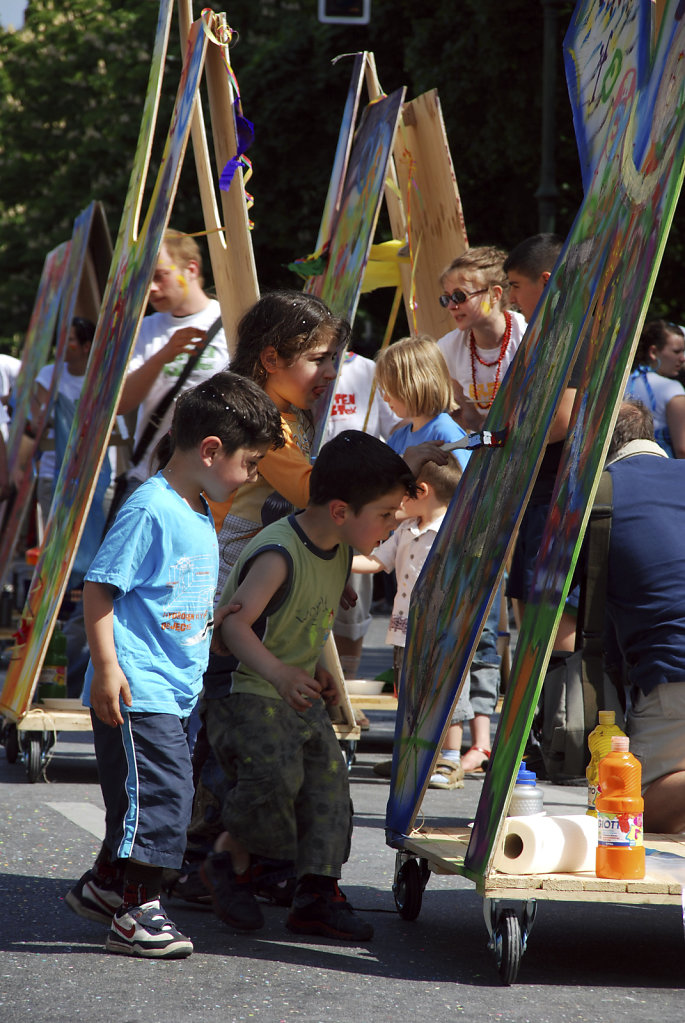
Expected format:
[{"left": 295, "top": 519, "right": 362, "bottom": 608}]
[
  {"left": 65, "top": 868, "right": 123, "bottom": 925},
  {"left": 105, "top": 900, "right": 193, "bottom": 959}
]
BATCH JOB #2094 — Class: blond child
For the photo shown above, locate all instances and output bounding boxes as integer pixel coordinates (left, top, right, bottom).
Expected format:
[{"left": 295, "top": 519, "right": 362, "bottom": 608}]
[{"left": 375, "top": 335, "right": 471, "bottom": 471}]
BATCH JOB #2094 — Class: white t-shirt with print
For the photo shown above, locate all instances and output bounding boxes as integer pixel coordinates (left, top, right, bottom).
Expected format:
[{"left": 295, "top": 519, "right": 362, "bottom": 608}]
[{"left": 325, "top": 351, "right": 399, "bottom": 441}]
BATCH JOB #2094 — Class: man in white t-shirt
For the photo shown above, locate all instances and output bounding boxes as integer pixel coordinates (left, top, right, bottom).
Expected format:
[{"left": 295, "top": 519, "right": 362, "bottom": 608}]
[{"left": 116, "top": 230, "right": 229, "bottom": 503}]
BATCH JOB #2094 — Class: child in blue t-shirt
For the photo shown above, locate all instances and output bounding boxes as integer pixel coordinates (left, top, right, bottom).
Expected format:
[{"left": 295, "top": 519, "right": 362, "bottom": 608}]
[
  {"left": 65, "top": 371, "right": 284, "bottom": 960},
  {"left": 374, "top": 334, "right": 471, "bottom": 470}
]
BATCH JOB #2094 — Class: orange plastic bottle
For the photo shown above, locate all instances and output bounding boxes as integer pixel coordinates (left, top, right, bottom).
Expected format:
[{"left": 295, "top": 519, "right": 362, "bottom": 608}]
[{"left": 595, "top": 736, "right": 645, "bottom": 880}]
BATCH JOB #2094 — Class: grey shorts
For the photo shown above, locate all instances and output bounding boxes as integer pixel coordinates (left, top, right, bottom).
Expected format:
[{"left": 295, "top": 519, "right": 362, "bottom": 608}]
[
  {"left": 204, "top": 692, "right": 352, "bottom": 878},
  {"left": 627, "top": 682, "right": 685, "bottom": 790}
]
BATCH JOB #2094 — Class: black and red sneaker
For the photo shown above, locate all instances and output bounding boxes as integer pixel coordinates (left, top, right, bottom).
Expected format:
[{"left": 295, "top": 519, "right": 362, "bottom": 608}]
[
  {"left": 200, "top": 851, "right": 264, "bottom": 931},
  {"left": 286, "top": 879, "right": 373, "bottom": 941}
]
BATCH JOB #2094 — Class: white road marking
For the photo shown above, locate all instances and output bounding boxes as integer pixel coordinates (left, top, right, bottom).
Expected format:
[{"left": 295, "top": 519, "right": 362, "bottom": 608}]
[{"left": 46, "top": 801, "right": 105, "bottom": 840}]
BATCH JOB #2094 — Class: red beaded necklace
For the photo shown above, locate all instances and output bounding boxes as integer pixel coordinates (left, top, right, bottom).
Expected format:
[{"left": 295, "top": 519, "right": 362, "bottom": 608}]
[{"left": 469, "top": 311, "right": 512, "bottom": 410}]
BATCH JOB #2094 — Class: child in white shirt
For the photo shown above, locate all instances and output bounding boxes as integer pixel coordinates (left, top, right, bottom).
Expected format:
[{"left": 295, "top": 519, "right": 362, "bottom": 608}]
[{"left": 352, "top": 457, "right": 470, "bottom": 789}]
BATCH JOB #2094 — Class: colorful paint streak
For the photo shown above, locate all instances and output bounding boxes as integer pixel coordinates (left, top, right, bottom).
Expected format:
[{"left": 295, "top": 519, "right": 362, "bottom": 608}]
[
  {"left": 0, "top": 243, "right": 71, "bottom": 587},
  {"left": 386, "top": 0, "right": 685, "bottom": 870},
  {"left": 308, "top": 86, "right": 405, "bottom": 451},
  {"left": 0, "top": 2, "right": 209, "bottom": 719}
]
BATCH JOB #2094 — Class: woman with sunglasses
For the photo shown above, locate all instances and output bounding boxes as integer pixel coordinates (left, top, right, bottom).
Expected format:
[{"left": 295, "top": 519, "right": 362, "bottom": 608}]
[{"left": 436, "top": 246, "right": 527, "bottom": 432}]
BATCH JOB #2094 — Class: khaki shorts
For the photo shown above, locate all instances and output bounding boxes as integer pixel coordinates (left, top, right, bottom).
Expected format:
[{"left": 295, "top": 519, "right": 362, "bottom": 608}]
[{"left": 627, "top": 682, "right": 685, "bottom": 790}]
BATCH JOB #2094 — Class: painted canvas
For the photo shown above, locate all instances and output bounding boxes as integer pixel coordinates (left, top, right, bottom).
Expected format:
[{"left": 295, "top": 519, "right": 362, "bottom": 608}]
[
  {"left": 0, "top": 2, "right": 210, "bottom": 719},
  {"left": 385, "top": 0, "right": 685, "bottom": 859}
]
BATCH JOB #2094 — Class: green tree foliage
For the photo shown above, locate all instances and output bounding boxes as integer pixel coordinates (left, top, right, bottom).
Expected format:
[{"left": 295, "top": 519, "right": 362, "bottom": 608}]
[{"left": 0, "top": 0, "right": 681, "bottom": 355}]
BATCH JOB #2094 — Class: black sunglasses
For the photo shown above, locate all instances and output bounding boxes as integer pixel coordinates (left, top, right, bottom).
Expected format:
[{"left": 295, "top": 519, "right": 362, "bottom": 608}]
[{"left": 438, "top": 287, "right": 489, "bottom": 308}]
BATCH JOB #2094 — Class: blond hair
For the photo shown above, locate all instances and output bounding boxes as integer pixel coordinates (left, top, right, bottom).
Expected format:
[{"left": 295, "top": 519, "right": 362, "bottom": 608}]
[
  {"left": 163, "top": 229, "right": 204, "bottom": 285},
  {"left": 440, "top": 244, "right": 509, "bottom": 304},
  {"left": 375, "top": 335, "right": 452, "bottom": 419}
]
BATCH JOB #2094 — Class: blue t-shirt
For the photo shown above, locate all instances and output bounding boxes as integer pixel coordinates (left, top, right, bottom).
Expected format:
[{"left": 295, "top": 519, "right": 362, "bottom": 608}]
[
  {"left": 607, "top": 454, "right": 685, "bottom": 695},
  {"left": 83, "top": 473, "right": 219, "bottom": 716},
  {"left": 386, "top": 412, "right": 471, "bottom": 471}
]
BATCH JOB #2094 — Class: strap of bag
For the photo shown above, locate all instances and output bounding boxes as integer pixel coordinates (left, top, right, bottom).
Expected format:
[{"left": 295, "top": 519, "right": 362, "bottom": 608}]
[
  {"left": 579, "top": 469, "right": 615, "bottom": 727},
  {"left": 130, "top": 315, "right": 223, "bottom": 467}
]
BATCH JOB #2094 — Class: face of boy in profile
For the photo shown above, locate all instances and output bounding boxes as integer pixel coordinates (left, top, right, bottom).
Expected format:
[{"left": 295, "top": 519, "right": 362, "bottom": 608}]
[{"left": 336, "top": 485, "right": 407, "bottom": 556}]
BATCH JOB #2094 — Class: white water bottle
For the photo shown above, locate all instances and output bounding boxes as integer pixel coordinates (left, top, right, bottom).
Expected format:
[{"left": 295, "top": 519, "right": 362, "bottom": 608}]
[{"left": 507, "top": 762, "right": 545, "bottom": 816}]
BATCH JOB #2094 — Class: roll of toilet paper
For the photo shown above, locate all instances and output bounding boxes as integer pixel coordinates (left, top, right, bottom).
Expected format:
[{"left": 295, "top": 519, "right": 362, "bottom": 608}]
[{"left": 493, "top": 814, "right": 597, "bottom": 874}]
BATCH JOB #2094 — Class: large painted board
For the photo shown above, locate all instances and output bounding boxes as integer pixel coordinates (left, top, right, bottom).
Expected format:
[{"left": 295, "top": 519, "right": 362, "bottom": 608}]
[
  {"left": 307, "top": 86, "right": 405, "bottom": 452},
  {"left": 0, "top": 242, "right": 70, "bottom": 488},
  {"left": 0, "top": 2, "right": 210, "bottom": 720},
  {"left": 465, "top": 0, "right": 685, "bottom": 878},
  {"left": 386, "top": 0, "right": 685, "bottom": 849}
]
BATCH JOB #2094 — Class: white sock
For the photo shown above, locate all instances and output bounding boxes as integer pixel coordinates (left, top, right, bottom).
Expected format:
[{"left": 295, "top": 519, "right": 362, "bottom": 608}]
[{"left": 440, "top": 748, "right": 461, "bottom": 764}]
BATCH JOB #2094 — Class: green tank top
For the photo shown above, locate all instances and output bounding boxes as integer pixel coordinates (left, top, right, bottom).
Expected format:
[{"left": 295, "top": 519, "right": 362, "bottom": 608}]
[{"left": 221, "top": 514, "right": 350, "bottom": 700}]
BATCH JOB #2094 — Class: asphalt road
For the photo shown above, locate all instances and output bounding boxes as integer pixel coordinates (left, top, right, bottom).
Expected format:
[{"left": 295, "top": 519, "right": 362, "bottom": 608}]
[{"left": 1, "top": 616, "right": 683, "bottom": 1022}]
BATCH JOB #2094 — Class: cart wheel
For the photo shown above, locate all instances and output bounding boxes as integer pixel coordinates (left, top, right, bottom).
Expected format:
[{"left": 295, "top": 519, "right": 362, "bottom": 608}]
[
  {"left": 25, "top": 736, "right": 42, "bottom": 783},
  {"left": 393, "top": 858, "right": 423, "bottom": 920},
  {"left": 493, "top": 908, "right": 523, "bottom": 986},
  {"left": 5, "top": 724, "right": 19, "bottom": 764}
]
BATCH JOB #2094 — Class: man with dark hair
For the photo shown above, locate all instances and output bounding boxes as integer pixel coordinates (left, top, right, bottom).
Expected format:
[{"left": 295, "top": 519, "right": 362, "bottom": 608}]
[{"left": 604, "top": 400, "right": 685, "bottom": 832}]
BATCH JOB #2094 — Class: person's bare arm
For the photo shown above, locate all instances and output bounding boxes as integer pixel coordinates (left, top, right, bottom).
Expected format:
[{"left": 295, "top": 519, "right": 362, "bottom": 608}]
[
  {"left": 666, "top": 394, "right": 685, "bottom": 459},
  {"left": 351, "top": 553, "right": 383, "bottom": 574},
  {"left": 220, "top": 550, "right": 322, "bottom": 711},
  {"left": 548, "top": 387, "right": 576, "bottom": 444},
  {"left": 83, "top": 580, "right": 132, "bottom": 727},
  {"left": 118, "top": 327, "right": 206, "bottom": 414}
]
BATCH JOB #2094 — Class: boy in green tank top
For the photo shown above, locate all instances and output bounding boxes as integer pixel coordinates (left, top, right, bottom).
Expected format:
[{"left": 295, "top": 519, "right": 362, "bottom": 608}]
[{"left": 200, "top": 430, "right": 420, "bottom": 941}]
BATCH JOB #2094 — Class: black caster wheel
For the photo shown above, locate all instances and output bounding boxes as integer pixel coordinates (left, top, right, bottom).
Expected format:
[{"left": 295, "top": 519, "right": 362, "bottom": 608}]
[
  {"left": 5, "top": 723, "right": 19, "bottom": 764},
  {"left": 393, "top": 858, "right": 425, "bottom": 921},
  {"left": 493, "top": 908, "right": 523, "bottom": 986},
  {"left": 26, "top": 735, "right": 42, "bottom": 783}
]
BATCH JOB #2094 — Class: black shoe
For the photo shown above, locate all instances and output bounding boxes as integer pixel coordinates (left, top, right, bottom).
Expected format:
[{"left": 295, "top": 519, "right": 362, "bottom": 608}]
[
  {"left": 200, "top": 851, "right": 264, "bottom": 931},
  {"left": 164, "top": 861, "right": 212, "bottom": 905},
  {"left": 65, "top": 867, "right": 123, "bottom": 925},
  {"left": 286, "top": 882, "right": 373, "bottom": 941}
]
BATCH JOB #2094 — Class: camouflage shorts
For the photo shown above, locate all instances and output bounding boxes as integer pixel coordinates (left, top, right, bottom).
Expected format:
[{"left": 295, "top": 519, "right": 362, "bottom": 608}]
[{"left": 204, "top": 692, "right": 352, "bottom": 878}]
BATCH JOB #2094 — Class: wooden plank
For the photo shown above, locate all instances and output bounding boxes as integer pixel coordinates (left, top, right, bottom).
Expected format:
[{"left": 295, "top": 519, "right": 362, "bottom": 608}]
[
  {"left": 178, "top": 3, "right": 259, "bottom": 352},
  {"left": 392, "top": 89, "right": 468, "bottom": 340}
]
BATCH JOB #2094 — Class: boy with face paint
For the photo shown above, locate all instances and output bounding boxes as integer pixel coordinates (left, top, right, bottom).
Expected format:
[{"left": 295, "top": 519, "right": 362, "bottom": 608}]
[{"left": 115, "top": 229, "right": 229, "bottom": 507}]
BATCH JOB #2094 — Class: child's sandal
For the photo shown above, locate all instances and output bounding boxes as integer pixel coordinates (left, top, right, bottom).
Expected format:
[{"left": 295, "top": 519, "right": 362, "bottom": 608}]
[
  {"left": 462, "top": 746, "right": 491, "bottom": 775},
  {"left": 428, "top": 758, "right": 465, "bottom": 790}
]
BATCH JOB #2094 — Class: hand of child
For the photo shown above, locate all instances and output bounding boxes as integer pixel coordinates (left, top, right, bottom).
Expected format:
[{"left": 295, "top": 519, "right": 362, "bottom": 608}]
[
  {"left": 403, "top": 441, "right": 449, "bottom": 475},
  {"left": 271, "top": 664, "right": 322, "bottom": 711},
  {"left": 339, "top": 583, "right": 358, "bottom": 611},
  {"left": 315, "top": 664, "right": 339, "bottom": 706},
  {"left": 89, "top": 663, "right": 132, "bottom": 727},
  {"left": 210, "top": 601, "right": 242, "bottom": 655}
]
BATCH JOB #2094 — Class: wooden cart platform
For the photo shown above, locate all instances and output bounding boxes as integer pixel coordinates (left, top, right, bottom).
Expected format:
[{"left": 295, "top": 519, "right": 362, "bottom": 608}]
[{"left": 401, "top": 826, "right": 685, "bottom": 905}]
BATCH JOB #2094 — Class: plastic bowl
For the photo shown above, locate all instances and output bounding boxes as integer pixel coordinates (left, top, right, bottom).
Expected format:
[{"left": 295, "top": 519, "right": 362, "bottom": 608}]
[{"left": 344, "top": 678, "right": 385, "bottom": 696}]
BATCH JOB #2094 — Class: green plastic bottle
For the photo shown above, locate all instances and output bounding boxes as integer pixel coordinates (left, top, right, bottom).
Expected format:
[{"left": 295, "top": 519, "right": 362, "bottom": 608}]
[
  {"left": 36, "top": 627, "right": 68, "bottom": 701},
  {"left": 586, "top": 710, "right": 626, "bottom": 816}
]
